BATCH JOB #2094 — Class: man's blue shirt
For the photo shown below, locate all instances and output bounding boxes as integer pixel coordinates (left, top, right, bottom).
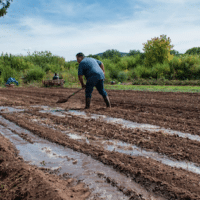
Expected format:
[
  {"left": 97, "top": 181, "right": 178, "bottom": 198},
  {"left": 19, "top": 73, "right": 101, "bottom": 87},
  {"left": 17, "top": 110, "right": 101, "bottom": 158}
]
[{"left": 78, "top": 57, "right": 105, "bottom": 81}]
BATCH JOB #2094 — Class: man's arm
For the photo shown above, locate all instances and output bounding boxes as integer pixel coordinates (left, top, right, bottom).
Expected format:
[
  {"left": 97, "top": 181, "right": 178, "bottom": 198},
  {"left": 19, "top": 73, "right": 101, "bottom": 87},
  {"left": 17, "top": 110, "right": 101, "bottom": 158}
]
[
  {"left": 78, "top": 75, "right": 86, "bottom": 88},
  {"left": 100, "top": 63, "right": 105, "bottom": 75}
]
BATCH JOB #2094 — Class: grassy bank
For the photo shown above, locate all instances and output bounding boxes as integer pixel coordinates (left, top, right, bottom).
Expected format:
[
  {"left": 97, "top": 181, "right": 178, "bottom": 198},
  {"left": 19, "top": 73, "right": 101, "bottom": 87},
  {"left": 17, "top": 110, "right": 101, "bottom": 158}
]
[
  {"left": 104, "top": 84, "right": 200, "bottom": 93},
  {"left": 1, "top": 81, "right": 200, "bottom": 93}
]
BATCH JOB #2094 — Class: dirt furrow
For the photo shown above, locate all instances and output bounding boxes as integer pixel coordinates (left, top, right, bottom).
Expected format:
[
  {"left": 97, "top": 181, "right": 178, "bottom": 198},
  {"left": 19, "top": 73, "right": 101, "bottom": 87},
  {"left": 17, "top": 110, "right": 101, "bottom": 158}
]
[
  {"left": 1, "top": 87, "right": 200, "bottom": 137},
  {"left": 1, "top": 112, "right": 200, "bottom": 199},
  {"left": 0, "top": 133, "right": 90, "bottom": 200},
  {"left": 22, "top": 109, "right": 200, "bottom": 165},
  {"left": 88, "top": 107, "right": 200, "bottom": 136}
]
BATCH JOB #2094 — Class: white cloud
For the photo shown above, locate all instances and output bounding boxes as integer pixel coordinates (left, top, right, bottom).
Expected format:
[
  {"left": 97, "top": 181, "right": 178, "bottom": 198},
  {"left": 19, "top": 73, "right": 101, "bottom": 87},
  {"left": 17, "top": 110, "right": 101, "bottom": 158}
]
[{"left": 1, "top": 0, "right": 200, "bottom": 61}]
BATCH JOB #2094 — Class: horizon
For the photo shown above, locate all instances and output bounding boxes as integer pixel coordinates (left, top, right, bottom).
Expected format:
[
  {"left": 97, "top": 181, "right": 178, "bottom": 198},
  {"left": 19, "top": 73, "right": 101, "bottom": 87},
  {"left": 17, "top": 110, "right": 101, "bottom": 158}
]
[{"left": 1, "top": 0, "right": 200, "bottom": 62}]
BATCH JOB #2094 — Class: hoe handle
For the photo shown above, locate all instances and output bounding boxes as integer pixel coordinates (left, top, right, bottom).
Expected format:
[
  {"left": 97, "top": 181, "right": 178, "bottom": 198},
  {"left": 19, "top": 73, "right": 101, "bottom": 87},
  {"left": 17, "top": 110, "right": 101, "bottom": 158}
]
[{"left": 68, "top": 88, "right": 83, "bottom": 99}]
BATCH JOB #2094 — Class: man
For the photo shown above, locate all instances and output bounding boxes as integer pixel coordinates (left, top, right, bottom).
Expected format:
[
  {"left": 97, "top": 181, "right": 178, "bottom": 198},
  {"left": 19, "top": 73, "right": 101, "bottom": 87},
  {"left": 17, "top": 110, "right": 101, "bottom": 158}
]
[
  {"left": 53, "top": 73, "right": 59, "bottom": 80},
  {"left": 76, "top": 52, "right": 111, "bottom": 109}
]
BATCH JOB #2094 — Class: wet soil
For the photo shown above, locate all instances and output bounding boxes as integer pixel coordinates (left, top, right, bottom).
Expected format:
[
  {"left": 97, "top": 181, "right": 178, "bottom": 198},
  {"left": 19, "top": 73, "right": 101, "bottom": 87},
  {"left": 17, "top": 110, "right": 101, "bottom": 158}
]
[
  {"left": 0, "top": 87, "right": 200, "bottom": 199},
  {"left": 0, "top": 134, "right": 90, "bottom": 200},
  {"left": 25, "top": 109, "right": 200, "bottom": 165}
]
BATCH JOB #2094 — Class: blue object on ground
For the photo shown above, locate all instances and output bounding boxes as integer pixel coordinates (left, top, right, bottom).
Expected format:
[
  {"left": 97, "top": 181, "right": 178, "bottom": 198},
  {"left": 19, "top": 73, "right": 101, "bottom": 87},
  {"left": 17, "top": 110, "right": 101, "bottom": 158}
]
[{"left": 6, "top": 77, "right": 19, "bottom": 86}]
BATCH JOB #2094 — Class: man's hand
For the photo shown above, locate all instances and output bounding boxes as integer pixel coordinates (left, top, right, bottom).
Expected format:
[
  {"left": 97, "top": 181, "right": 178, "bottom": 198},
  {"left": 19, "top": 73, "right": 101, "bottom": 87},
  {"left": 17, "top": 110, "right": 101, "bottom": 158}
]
[{"left": 78, "top": 75, "right": 85, "bottom": 89}]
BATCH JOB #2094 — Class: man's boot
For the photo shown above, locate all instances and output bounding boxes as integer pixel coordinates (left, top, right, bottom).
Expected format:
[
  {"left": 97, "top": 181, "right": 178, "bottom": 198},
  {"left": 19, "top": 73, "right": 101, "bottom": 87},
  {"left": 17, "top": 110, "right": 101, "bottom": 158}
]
[
  {"left": 103, "top": 96, "right": 111, "bottom": 108},
  {"left": 85, "top": 97, "right": 91, "bottom": 109}
]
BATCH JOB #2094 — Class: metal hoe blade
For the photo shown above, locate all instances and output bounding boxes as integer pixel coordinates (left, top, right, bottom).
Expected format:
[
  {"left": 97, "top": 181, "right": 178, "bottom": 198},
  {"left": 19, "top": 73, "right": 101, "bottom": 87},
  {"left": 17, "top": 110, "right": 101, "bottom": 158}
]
[{"left": 56, "top": 88, "right": 83, "bottom": 104}]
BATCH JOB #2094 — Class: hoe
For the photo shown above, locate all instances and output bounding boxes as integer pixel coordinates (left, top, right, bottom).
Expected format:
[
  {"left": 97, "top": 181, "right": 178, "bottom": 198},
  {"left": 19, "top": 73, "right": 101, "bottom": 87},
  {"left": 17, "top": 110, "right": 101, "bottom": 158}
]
[{"left": 56, "top": 88, "right": 83, "bottom": 103}]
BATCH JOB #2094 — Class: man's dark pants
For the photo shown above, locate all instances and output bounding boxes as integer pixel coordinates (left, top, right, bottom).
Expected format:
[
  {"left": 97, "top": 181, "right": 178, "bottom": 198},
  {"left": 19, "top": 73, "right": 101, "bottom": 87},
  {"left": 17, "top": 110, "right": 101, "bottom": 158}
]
[{"left": 85, "top": 79, "right": 107, "bottom": 98}]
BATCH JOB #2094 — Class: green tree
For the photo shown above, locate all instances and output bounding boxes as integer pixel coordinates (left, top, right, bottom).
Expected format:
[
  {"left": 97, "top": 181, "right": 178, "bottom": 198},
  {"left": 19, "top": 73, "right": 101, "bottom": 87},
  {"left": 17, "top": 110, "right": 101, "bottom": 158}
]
[
  {"left": 87, "top": 54, "right": 101, "bottom": 60},
  {"left": 102, "top": 49, "right": 121, "bottom": 59},
  {"left": 185, "top": 47, "right": 200, "bottom": 56},
  {"left": 128, "top": 50, "right": 141, "bottom": 57},
  {"left": 0, "top": 0, "right": 13, "bottom": 17},
  {"left": 142, "top": 34, "right": 174, "bottom": 68},
  {"left": 170, "top": 49, "right": 180, "bottom": 56}
]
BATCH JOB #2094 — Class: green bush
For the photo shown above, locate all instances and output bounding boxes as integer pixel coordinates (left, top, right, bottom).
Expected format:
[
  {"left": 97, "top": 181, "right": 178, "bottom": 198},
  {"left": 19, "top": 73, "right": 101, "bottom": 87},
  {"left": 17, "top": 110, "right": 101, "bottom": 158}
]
[
  {"left": 0, "top": 65, "right": 19, "bottom": 83},
  {"left": 126, "top": 56, "right": 137, "bottom": 69},
  {"left": 109, "top": 66, "right": 120, "bottom": 79},
  {"left": 10, "top": 57, "right": 30, "bottom": 71},
  {"left": 189, "top": 64, "right": 200, "bottom": 79},
  {"left": 169, "top": 54, "right": 200, "bottom": 80},
  {"left": 49, "top": 63, "right": 61, "bottom": 73},
  {"left": 126, "top": 68, "right": 136, "bottom": 80},
  {"left": 151, "top": 61, "right": 171, "bottom": 79},
  {"left": 111, "top": 55, "right": 121, "bottom": 63},
  {"left": 104, "top": 70, "right": 112, "bottom": 84},
  {"left": 25, "top": 66, "right": 45, "bottom": 82},
  {"left": 134, "top": 65, "right": 152, "bottom": 79},
  {"left": 117, "top": 58, "right": 128, "bottom": 70},
  {"left": 0, "top": 77, "right": 4, "bottom": 85},
  {"left": 117, "top": 71, "right": 128, "bottom": 83},
  {"left": 42, "top": 63, "right": 52, "bottom": 72},
  {"left": 63, "top": 62, "right": 71, "bottom": 70}
]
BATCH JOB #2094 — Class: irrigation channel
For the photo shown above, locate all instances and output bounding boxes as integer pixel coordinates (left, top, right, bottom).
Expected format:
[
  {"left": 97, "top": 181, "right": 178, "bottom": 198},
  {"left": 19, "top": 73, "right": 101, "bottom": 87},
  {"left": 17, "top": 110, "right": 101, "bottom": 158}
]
[
  {"left": 0, "top": 87, "right": 200, "bottom": 199},
  {"left": 0, "top": 106, "right": 165, "bottom": 200}
]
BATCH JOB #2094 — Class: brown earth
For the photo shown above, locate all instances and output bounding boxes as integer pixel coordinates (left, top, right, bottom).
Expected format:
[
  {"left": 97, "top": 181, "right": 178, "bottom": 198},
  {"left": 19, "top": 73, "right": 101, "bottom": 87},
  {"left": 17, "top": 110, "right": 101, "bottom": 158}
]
[
  {"left": 0, "top": 87, "right": 200, "bottom": 199},
  {"left": 0, "top": 134, "right": 90, "bottom": 200}
]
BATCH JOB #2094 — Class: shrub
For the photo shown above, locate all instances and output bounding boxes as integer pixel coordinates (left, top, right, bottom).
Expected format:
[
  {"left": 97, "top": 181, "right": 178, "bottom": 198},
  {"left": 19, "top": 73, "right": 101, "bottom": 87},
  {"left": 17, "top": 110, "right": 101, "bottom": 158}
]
[
  {"left": 104, "top": 70, "right": 112, "bottom": 84},
  {"left": 42, "top": 63, "right": 52, "bottom": 72},
  {"left": 60, "top": 67, "right": 78, "bottom": 84},
  {"left": 0, "top": 65, "right": 19, "bottom": 83},
  {"left": 10, "top": 57, "right": 31, "bottom": 71},
  {"left": 151, "top": 61, "right": 171, "bottom": 79},
  {"left": 109, "top": 66, "right": 119, "bottom": 79},
  {"left": 126, "top": 68, "right": 136, "bottom": 80},
  {"left": 117, "top": 71, "right": 128, "bottom": 83},
  {"left": 189, "top": 64, "right": 200, "bottom": 79},
  {"left": 49, "top": 64, "right": 61, "bottom": 73},
  {"left": 126, "top": 56, "right": 137, "bottom": 69},
  {"left": 63, "top": 62, "right": 71, "bottom": 70},
  {"left": 25, "top": 66, "right": 45, "bottom": 82},
  {"left": 117, "top": 58, "right": 128, "bottom": 70},
  {"left": 134, "top": 65, "right": 152, "bottom": 79}
]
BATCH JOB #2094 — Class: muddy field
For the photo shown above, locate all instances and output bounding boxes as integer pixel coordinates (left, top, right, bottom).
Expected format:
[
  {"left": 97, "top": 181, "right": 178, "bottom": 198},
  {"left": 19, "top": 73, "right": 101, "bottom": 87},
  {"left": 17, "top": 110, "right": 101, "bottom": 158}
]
[{"left": 0, "top": 86, "right": 200, "bottom": 200}]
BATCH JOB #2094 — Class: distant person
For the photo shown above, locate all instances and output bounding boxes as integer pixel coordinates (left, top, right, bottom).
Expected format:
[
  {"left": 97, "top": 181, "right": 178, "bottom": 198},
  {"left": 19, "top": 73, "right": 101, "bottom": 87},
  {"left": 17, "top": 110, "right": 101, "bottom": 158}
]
[
  {"left": 76, "top": 52, "right": 111, "bottom": 109},
  {"left": 53, "top": 73, "right": 59, "bottom": 80},
  {"left": 6, "top": 77, "right": 19, "bottom": 86}
]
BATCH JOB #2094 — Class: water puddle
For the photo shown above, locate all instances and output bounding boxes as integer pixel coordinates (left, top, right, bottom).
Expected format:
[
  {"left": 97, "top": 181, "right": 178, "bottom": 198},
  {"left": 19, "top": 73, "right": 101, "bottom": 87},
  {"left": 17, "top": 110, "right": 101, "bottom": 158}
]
[
  {"left": 0, "top": 106, "right": 24, "bottom": 113},
  {"left": 63, "top": 110, "right": 200, "bottom": 142},
  {"left": 0, "top": 116, "right": 163, "bottom": 200},
  {"left": 23, "top": 106, "right": 200, "bottom": 175},
  {"left": 4, "top": 105, "right": 200, "bottom": 143},
  {"left": 6, "top": 105, "right": 200, "bottom": 175},
  {"left": 26, "top": 112, "right": 200, "bottom": 176},
  {"left": 62, "top": 132, "right": 200, "bottom": 175}
]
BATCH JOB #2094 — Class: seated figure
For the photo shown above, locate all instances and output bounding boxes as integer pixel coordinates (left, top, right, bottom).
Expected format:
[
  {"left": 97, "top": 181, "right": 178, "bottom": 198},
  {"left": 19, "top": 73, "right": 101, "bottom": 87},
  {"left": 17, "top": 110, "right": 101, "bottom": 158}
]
[{"left": 53, "top": 73, "right": 59, "bottom": 80}]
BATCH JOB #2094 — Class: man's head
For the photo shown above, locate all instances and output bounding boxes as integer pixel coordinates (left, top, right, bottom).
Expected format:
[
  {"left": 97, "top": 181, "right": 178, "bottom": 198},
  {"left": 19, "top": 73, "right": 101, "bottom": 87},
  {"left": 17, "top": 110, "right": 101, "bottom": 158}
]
[
  {"left": 55, "top": 73, "right": 57, "bottom": 76},
  {"left": 76, "top": 52, "right": 85, "bottom": 63}
]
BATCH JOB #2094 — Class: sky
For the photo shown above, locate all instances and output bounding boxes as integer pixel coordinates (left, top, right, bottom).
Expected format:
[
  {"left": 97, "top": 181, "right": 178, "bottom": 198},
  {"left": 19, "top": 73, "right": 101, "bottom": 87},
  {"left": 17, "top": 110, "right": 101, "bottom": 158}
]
[{"left": 0, "top": 0, "right": 200, "bottom": 62}]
